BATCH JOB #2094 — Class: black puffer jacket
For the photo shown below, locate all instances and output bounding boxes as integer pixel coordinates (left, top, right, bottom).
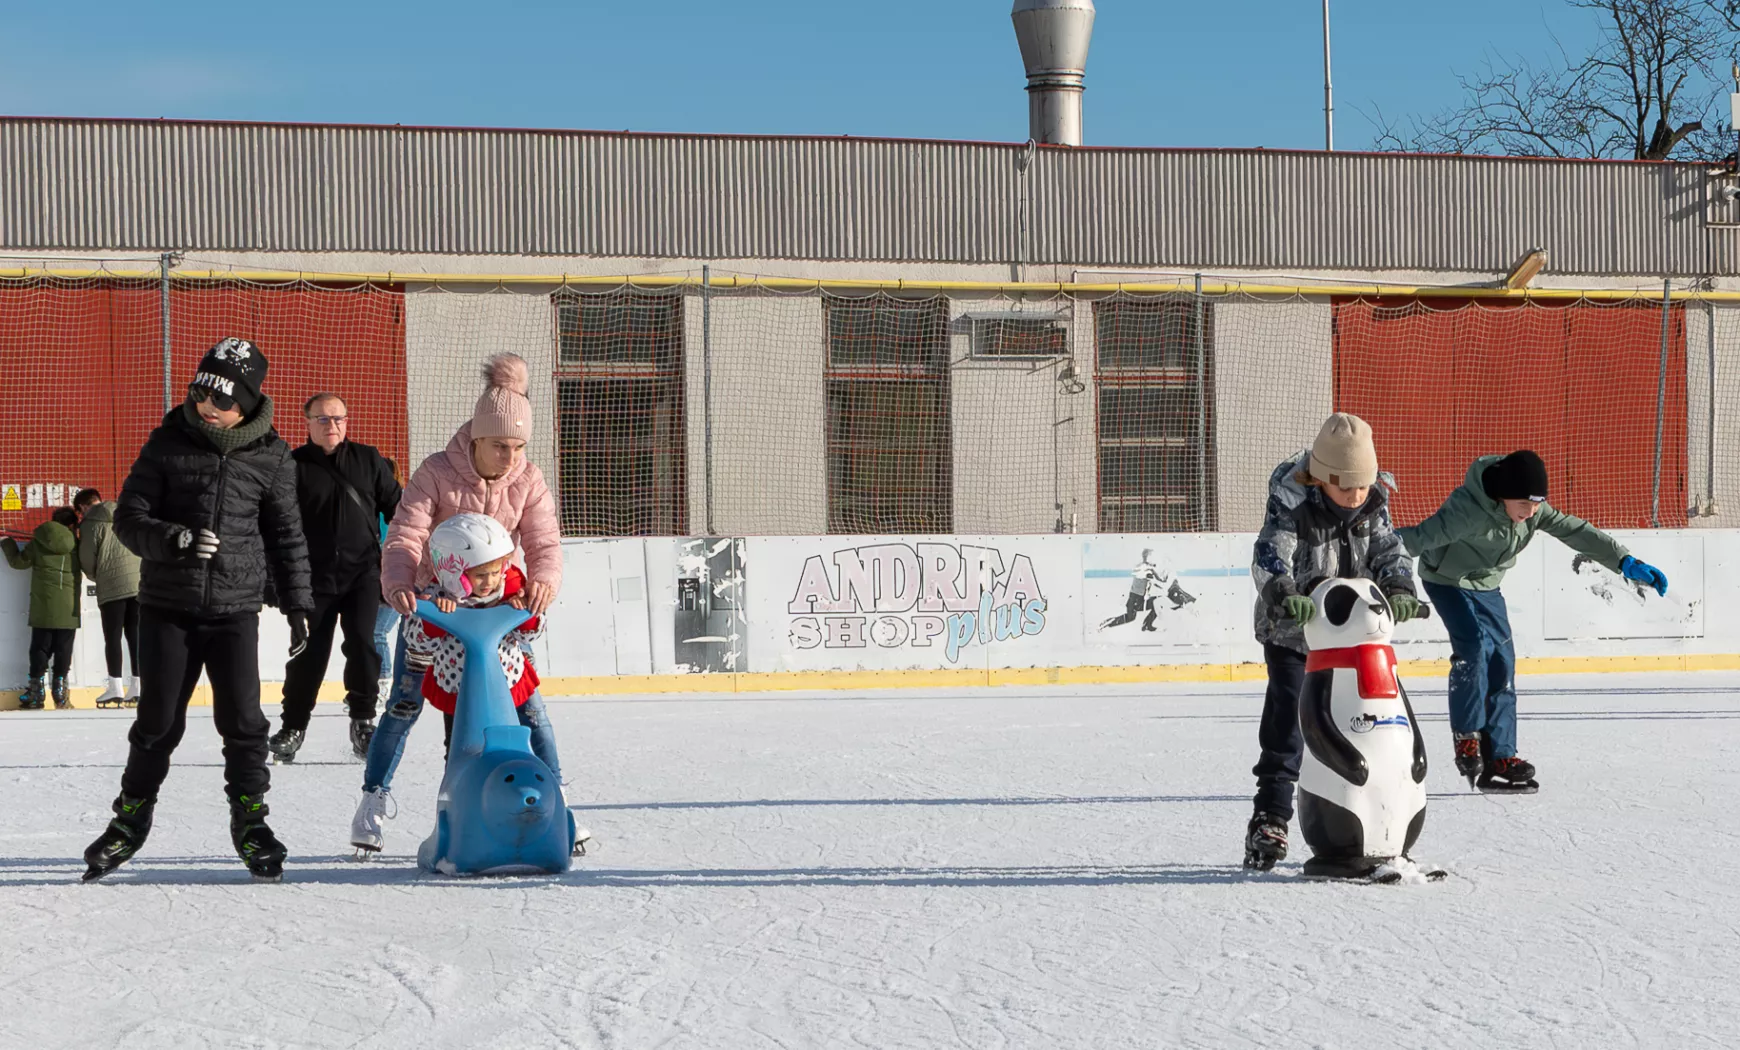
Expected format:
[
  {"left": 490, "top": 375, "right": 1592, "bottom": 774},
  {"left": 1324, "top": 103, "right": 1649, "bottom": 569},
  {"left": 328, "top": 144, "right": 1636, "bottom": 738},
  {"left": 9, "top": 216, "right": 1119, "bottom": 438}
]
[
  {"left": 114, "top": 399, "right": 314, "bottom": 617},
  {"left": 293, "top": 440, "right": 401, "bottom": 596}
]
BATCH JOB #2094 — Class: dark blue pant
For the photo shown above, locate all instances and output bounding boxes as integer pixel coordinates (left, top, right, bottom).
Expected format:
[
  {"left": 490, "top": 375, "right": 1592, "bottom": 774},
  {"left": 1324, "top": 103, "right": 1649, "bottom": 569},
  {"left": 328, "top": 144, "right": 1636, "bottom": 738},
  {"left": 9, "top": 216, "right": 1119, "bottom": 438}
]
[
  {"left": 1423, "top": 581, "right": 1518, "bottom": 759},
  {"left": 1251, "top": 643, "right": 1307, "bottom": 820}
]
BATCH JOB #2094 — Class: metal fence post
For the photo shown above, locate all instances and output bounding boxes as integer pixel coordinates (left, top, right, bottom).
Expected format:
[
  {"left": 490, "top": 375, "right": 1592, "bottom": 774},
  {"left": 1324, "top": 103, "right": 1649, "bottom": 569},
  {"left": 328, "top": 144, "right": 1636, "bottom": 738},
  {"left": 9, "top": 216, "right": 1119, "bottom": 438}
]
[
  {"left": 159, "top": 252, "right": 174, "bottom": 412},
  {"left": 702, "top": 264, "right": 714, "bottom": 536},
  {"left": 1652, "top": 278, "right": 1670, "bottom": 527},
  {"left": 1194, "top": 272, "right": 1207, "bottom": 530}
]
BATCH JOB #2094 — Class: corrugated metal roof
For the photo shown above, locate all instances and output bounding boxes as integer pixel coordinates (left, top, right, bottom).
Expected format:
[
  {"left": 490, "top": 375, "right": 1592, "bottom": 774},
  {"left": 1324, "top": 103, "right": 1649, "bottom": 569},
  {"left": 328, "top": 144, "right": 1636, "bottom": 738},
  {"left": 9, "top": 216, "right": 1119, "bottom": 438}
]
[{"left": 1, "top": 116, "right": 1733, "bottom": 275}]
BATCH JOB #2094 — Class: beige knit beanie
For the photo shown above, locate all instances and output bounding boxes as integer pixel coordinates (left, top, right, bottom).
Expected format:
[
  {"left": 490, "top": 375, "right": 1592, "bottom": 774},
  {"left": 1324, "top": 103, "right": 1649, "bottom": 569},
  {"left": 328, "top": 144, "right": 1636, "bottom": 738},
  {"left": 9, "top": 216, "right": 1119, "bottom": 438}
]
[
  {"left": 471, "top": 353, "right": 533, "bottom": 442},
  {"left": 1308, "top": 412, "right": 1379, "bottom": 488}
]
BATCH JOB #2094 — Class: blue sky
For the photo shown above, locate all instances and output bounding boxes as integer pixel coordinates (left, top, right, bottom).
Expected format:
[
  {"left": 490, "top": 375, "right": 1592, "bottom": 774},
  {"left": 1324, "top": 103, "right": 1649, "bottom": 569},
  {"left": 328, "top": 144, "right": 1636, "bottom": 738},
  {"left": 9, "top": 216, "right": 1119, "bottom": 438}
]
[{"left": 0, "top": 1, "right": 1604, "bottom": 149}]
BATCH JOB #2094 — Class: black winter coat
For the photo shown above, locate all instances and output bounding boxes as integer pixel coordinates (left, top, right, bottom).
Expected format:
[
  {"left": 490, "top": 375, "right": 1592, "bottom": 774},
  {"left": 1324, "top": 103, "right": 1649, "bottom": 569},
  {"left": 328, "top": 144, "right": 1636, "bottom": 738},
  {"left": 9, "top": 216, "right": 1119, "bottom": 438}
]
[
  {"left": 293, "top": 440, "right": 402, "bottom": 595},
  {"left": 114, "top": 402, "right": 315, "bottom": 617}
]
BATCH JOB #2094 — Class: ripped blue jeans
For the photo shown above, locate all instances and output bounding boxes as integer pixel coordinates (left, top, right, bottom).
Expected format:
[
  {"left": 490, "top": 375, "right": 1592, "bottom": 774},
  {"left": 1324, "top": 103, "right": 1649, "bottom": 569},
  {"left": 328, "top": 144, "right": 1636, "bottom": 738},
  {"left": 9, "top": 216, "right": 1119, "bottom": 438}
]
[{"left": 360, "top": 627, "right": 562, "bottom": 792}]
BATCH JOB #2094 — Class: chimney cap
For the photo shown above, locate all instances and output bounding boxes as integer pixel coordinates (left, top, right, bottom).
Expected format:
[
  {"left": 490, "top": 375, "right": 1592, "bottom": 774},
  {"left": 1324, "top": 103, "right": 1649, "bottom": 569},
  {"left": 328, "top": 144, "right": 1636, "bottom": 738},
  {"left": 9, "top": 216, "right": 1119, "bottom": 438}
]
[{"left": 1012, "top": 0, "right": 1096, "bottom": 78}]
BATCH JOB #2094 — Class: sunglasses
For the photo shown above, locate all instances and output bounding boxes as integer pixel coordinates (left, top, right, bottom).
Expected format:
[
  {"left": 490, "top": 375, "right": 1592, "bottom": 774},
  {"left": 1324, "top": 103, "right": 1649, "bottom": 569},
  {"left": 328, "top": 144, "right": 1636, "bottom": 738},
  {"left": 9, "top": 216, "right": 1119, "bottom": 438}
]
[
  {"left": 309, "top": 415, "right": 348, "bottom": 426},
  {"left": 189, "top": 385, "right": 238, "bottom": 412}
]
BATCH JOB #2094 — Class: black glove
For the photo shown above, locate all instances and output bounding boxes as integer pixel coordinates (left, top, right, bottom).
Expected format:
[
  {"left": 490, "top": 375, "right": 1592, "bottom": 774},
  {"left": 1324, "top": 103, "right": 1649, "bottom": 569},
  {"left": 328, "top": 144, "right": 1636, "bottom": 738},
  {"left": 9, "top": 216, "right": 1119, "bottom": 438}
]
[{"left": 287, "top": 611, "right": 310, "bottom": 659}]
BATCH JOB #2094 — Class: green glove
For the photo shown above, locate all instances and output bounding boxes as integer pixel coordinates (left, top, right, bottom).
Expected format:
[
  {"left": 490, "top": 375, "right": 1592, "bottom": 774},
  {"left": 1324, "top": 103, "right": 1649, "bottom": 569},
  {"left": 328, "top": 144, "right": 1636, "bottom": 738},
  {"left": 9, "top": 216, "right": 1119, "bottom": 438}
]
[
  {"left": 1388, "top": 593, "right": 1422, "bottom": 622},
  {"left": 1283, "top": 594, "right": 1316, "bottom": 626}
]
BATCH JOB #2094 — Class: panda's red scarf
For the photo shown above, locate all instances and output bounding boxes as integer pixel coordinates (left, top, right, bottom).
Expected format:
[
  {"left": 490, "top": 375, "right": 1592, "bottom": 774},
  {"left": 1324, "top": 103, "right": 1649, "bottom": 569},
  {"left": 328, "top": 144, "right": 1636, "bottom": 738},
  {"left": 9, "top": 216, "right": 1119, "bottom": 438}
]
[{"left": 1304, "top": 644, "right": 1399, "bottom": 699}]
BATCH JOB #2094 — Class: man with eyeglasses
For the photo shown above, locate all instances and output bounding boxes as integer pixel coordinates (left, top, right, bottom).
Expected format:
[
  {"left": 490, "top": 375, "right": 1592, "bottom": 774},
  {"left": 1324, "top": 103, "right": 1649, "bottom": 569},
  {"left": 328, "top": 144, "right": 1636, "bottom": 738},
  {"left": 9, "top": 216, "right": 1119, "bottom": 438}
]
[
  {"left": 83, "top": 336, "right": 313, "bottom": 882},
  {"left": 270, "top": 392, "right": 402, "bottom": 764}
]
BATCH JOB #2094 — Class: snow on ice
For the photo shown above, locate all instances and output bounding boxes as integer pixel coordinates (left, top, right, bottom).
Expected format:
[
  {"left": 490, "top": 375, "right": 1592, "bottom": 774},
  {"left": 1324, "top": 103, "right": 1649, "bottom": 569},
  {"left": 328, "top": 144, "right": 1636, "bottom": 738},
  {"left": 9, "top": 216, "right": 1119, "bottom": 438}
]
[{"left": 1, "top": 673, "right": 1735, "bottom": 1048}]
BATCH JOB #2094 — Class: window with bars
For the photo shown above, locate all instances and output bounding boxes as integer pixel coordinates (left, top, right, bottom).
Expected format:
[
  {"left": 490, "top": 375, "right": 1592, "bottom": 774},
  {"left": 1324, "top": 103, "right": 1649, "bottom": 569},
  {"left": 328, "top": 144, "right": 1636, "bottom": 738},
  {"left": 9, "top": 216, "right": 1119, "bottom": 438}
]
[
  {"left": 1093, "top": 298, "right": 1217, "bottom": 533},
  {"left": 824, "top": 295, "right": 952, "bottom": 534},
  {"left": 554, "top": 291, "right": 687, "bottom": 536}
]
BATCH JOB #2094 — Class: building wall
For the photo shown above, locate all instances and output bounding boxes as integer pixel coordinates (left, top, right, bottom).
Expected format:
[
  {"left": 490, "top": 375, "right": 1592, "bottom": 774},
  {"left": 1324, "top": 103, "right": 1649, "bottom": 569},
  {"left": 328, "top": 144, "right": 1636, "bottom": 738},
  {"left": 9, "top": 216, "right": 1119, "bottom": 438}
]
[
  {"left": 684, "top": 292, "right": 828, "bottom": 536},
  {"left": 949, "top": 299, "right": 1092, "bottom": 534},
  {"left": 6, "top": 118, "right": 1740, "bottom": 275},
  {"left": 1213, "top": 300, "right": 1334, "bottom": 532},
  {"left": 404, "top": 288, "right": 555, "bottom": 479}
]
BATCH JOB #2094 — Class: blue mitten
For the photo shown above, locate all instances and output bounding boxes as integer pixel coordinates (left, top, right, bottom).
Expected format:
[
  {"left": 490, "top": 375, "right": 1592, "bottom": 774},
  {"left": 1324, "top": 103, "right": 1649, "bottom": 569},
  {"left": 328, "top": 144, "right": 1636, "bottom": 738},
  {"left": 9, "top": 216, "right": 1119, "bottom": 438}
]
[{"left": 1619, "top": 555, "right": 1668, "bottom": 597}]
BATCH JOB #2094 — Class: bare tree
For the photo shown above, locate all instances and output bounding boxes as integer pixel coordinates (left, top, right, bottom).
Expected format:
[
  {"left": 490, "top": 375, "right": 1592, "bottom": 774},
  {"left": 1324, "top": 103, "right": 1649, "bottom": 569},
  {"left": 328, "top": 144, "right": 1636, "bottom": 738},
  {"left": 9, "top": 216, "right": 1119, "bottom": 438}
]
[{"left": 1371, "top": 0, "right": 1736, "bottom": 160}]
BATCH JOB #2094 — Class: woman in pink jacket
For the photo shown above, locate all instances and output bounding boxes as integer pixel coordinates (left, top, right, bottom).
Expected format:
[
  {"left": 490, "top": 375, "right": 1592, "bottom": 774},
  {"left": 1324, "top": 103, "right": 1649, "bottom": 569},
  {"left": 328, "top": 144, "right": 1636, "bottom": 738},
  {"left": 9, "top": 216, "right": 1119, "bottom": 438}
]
[{"left": 350, "top": 353, "right": 564, "bottom": 854}]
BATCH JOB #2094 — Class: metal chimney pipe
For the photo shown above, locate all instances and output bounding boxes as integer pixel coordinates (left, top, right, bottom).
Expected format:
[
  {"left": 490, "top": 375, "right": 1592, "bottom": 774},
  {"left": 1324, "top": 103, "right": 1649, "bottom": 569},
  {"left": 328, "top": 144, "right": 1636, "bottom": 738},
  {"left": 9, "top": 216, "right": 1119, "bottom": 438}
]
[{"left": 1011, "top": 0, "right": 1096, "bottom": 146}]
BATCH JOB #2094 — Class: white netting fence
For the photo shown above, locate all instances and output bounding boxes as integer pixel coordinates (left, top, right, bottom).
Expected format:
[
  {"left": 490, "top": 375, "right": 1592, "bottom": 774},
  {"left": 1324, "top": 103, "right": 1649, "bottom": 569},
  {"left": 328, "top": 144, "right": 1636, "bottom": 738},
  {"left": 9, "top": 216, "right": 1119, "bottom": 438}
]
[{"left": 1, "top": 274, "right": 1733, "bottom": 539}]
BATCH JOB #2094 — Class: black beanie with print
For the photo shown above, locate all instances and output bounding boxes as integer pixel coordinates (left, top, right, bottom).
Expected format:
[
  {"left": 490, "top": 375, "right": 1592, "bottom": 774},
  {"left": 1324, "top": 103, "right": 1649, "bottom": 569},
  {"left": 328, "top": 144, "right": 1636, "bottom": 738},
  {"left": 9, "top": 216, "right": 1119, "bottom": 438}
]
[{"left": 189, "top": 337, "right": 269, "bottom": 416}]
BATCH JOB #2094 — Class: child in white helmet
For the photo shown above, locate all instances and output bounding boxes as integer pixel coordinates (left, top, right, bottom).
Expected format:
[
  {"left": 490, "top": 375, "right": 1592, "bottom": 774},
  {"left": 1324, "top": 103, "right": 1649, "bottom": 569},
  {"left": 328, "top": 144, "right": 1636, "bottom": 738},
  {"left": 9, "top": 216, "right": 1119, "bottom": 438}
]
[{"left": 349, "top": 513, "right": 565, "bottom": 855}]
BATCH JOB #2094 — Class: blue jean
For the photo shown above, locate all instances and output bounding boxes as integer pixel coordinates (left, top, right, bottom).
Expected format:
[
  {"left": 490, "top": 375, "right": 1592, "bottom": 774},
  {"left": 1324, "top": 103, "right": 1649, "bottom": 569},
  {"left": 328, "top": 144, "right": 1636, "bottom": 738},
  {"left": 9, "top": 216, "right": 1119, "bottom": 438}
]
[
  {"left": 361, "top": 628, "right": 563, "bottom": 792},
  {"left": 1423, "top": 581, "right": 1519, "bottom": 759},
  {"left": 372, "top": 605, "right": 401, "bottom": 684}
]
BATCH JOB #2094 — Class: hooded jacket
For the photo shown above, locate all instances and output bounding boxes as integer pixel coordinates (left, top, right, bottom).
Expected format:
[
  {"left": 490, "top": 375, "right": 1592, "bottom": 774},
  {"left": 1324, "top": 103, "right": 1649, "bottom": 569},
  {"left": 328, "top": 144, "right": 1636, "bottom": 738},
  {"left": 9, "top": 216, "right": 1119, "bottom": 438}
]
[
  {"left": 77, "top": 500, "right": 141, "bottom": 604},
  {"left": 2, "top": 519, "right": 82, "bottom": 629},
  {"left": 1397, "top": 455, "right": 1629, "bottom": 591},
  {"left": 1251, "top": 450, "right": 1416, "bottom": 654},
  {"left": 114, "top": 398, "right": 314, "bottom": 617},
  {"left": 381, "top": 422, "right": 563, "bottom": 599}
]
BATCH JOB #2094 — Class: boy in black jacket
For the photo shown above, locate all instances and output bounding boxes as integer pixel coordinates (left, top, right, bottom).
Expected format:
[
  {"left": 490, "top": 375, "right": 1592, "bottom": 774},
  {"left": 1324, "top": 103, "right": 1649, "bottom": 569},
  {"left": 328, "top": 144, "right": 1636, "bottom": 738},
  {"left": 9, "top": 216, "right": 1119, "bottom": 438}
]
[{"left": 83, "top": 337, "right": 315, "bottom": 882}]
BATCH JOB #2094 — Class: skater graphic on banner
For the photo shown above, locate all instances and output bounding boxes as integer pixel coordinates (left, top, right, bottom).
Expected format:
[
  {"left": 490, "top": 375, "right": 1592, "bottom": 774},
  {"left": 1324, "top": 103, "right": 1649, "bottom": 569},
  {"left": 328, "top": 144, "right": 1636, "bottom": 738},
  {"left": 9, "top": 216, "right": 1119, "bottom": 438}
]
[{"left": 1097, "top": 548, "right": 1195, "bottom": 632}]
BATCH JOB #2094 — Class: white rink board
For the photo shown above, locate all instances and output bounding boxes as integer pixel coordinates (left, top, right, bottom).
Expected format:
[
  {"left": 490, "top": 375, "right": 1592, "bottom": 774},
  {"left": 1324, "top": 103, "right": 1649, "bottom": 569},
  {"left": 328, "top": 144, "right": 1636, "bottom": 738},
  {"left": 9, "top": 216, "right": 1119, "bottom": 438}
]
[{"left": 0, "top": 529, "right": 1721, "bottom": 685}]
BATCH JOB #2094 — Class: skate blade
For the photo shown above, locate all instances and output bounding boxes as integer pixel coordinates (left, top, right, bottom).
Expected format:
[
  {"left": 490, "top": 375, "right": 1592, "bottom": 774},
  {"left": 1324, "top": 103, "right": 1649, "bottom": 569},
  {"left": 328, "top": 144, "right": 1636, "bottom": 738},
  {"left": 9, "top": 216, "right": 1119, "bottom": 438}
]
[
  {"left": 572, "top": 832, "right": 593, "bottom": 857},
  {"left": 251, "top": 872, "right": 283, "bottom": 883},
  {"left": 1476, "top": 782, "right": 1539, "bottom": 795},
  {"left": 81, "top": 865, "right": 114, "bottom": 883},
  {"left": 351, "top": 845, "right": 381, "bottom": 861},
  {"left": 270, "top": 754, "right": 297, "bottom": 765}
]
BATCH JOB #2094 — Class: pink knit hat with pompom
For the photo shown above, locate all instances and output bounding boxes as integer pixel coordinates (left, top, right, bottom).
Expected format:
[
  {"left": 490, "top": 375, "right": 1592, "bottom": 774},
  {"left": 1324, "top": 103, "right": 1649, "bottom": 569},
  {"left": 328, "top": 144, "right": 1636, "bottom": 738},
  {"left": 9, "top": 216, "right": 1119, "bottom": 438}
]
[{"left": 471, "top": 353, "right": 533, "bottom": 442}]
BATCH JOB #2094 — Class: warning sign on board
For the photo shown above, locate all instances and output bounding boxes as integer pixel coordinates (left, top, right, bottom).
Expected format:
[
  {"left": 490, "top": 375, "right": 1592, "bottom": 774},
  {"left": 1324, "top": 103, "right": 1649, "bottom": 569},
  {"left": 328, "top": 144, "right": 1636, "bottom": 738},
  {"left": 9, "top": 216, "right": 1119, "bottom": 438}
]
[{"left": 1, "top": 485, "right": 19, "bottom": 511}]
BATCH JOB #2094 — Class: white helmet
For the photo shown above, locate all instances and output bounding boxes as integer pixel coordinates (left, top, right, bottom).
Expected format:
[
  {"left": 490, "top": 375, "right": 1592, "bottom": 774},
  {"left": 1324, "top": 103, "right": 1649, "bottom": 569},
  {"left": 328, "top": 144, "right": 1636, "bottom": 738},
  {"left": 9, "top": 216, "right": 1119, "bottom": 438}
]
[{"left": 429, "top": 513, "right": 516, "bottom": 599}]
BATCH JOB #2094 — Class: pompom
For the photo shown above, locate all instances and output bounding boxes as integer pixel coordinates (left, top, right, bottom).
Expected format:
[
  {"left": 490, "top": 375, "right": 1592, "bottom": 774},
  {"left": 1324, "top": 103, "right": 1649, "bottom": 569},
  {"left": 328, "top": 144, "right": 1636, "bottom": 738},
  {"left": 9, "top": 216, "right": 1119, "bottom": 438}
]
[{"left": 481, "top": 353, "right": 530, "bottom": 396}]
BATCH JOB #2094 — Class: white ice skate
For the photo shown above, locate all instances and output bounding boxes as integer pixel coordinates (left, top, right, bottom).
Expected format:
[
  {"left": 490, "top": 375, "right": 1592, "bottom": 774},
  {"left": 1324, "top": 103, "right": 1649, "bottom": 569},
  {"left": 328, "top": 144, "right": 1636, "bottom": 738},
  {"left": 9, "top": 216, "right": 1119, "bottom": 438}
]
[
  {"left": 350, "top": 788, "right": 395, "bottom": 859},
  {"left": 571, "top": 821, "right": 593, "bottom": 857},
  {"left": 122, "top": 676, "right": 139, "bottom": 706},
  {"left": 94, "top": 678, "right": 126, "bottom": 709}
]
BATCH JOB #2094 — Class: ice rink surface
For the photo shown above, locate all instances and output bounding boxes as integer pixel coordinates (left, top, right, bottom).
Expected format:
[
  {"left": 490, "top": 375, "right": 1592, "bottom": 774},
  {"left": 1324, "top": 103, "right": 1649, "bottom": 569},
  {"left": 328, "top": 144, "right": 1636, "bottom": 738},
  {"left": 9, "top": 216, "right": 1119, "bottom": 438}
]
[{"left": 2, "top": 672, "right": 1735, "bottom": 1049}]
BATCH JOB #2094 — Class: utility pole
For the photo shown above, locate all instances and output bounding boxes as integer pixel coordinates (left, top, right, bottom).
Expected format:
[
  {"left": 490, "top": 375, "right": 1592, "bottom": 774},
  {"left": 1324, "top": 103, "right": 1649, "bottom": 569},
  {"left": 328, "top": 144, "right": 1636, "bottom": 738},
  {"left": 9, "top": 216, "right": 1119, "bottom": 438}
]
[{"left": 1323, "top": 0, "right": 1334, "bottom": 151}]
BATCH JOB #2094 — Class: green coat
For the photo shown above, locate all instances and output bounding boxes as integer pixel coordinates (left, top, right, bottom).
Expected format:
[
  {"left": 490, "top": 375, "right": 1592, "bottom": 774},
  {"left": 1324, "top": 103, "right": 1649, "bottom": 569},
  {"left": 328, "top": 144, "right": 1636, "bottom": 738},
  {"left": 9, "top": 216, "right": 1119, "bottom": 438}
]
[
  {"left": 2, "top": 520, "right": 82, "bottom": 629},
  {"left": 1397, "top": 455, "right": 1629, "bottom": 591},
  {"left": 77, "top": 500, "right": 141, "bottom": 604}
]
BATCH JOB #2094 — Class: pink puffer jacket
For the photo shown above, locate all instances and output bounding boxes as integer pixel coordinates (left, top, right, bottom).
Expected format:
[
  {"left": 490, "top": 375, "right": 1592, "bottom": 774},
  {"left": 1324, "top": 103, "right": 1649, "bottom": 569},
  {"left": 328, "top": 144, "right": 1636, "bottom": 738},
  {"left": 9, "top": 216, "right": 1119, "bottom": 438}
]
[{"left": 381, "top": 422, "right": 563, "bottom": 598}]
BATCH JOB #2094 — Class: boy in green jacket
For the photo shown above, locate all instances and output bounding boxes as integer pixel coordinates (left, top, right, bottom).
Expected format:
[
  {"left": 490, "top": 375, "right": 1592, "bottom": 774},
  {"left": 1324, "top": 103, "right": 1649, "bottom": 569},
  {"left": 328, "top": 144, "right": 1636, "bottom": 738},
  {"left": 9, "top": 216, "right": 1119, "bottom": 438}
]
[
  {"left": 1397, "top": 450, "right": 1668, "bottom": 793},
  {"left": 3, "top": 507, "right": 84, "bottom": 710}
]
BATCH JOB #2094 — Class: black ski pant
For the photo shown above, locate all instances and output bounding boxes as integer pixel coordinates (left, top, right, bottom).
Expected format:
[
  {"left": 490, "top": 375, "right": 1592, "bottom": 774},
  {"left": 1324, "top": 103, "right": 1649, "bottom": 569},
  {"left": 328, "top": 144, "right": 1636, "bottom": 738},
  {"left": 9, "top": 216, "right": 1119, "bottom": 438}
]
[
  {"left": 1251, "top": 642, "right": 1308, "bottom": 821},
  {"left": 121, "top": 608, "right": 268, "bottom": 803},
  {"left": 100, "top": 597, "right": 141, "bottom": 678},
  {"left": 278, "top": 575, "right": 383, "bottom": 731},
  {"left": 27, "top": 628, "right": 75, "bottom": 679}
]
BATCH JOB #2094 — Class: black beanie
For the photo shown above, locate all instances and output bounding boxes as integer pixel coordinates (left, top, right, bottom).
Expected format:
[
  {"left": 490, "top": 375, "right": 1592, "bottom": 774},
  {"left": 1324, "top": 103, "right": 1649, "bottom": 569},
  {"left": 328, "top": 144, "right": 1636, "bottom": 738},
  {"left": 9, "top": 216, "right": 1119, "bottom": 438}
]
[
  {"left": 189, "top": 337, "right": 268, "bottom": 415},
  {"left": 1482, "top": 450, "right": 1549, "bottom": 503}
]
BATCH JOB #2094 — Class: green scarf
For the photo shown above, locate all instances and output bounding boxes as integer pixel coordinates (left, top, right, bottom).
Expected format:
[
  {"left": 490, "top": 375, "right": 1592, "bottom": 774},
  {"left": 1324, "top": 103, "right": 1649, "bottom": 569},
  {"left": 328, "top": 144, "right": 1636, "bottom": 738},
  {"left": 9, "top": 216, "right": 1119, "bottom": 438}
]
[{"left": 181, "top": 395, "right": 277, "bottom": 455}]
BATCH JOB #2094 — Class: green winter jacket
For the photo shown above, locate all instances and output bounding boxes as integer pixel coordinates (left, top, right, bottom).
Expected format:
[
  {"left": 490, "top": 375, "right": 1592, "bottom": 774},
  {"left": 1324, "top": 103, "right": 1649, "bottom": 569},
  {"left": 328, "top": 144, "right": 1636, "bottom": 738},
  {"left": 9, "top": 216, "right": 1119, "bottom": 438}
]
[
  {"left": 2, "top": 520, "right": 83, "bottom": 629},
  {"left": 1396, "top": 455, "right": 1629, "bottom": 591},
  {"left": 77, "top": 500, "right": 141, "bottom": 604}
]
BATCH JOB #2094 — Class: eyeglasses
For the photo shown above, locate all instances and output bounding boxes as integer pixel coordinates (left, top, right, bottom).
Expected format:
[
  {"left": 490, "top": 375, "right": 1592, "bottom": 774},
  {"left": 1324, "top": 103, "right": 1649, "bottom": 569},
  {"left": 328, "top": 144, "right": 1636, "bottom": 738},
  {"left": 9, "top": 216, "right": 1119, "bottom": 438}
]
[
  {"left": 189, "top": 385, "right": 237, "bottom": 412},
  {"left": 309, "top": 415, "right": 349, "bottom": 426}
]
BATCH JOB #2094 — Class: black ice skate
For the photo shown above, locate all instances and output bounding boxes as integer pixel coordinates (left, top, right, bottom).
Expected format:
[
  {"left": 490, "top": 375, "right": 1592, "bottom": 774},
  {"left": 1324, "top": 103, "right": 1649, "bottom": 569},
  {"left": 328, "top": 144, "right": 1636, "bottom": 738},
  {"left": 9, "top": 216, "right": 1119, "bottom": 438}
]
[
  {"left": 51, "top": 675, "right": 72, "bottom": 710},
  {"left": 230, "top": 794, "right": 287, "bottom": 881},
  {"left": 1242, "top": 811, "right": 1289, "bottom": 871},
  {"left": 267, "top": 726, "right": 305, "bottom": 764},
  {"left": 17, "top": 675, "right": 45, "bottom": 710},
  {"left": 349, "top": 718, "right": 375, "bottom": 761},
  {"left": 82, "top": 794, "right": 156, "bottom": 882},
  {"left": 1476, "top": 756, "right": 1539, "bottom": 795},
  {"left": 1453, "top": 733, "right": 1483, "bottom": 787}
]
